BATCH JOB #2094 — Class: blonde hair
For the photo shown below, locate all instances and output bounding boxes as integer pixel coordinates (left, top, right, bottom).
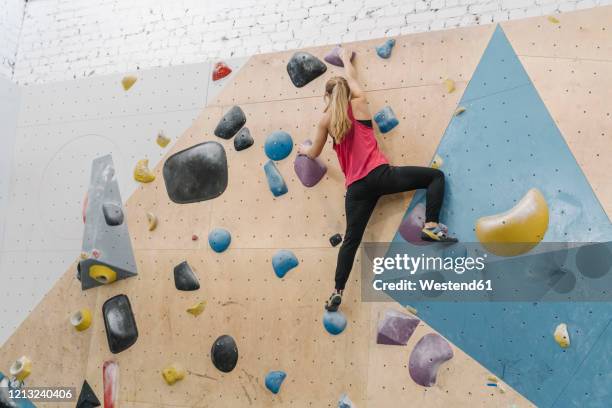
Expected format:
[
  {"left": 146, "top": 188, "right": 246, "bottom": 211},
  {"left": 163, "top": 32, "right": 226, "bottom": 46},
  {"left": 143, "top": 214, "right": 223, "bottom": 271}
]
[{"left": 324, "top": 77, "right": 352, "bottom": 144}]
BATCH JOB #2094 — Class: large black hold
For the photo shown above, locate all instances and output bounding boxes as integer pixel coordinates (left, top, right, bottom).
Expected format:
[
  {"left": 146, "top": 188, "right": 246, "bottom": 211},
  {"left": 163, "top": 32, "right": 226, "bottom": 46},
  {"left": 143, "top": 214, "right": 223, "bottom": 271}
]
[
  {"left": 286, "top": 52, "right": 327, "bottom": 88},
  {"left": 103, "top": 294, "right": 139, "bottom": 354},
  {"left": 174, "top": 261, "right": 200, "bottom": 291},
  {"left": 76, "top": 380, "right": 101, "bottom": 408},
  {"left": 211, "top": 335, "right": 239, "bottom": 373},
  {"left": 214, "top": 105, "right": 246, "bottom": 139}
]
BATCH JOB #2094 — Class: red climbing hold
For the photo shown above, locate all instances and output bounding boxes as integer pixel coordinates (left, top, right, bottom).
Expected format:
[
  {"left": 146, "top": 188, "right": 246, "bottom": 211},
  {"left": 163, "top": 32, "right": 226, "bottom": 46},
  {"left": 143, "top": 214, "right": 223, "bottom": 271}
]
[
  {"left": 212, "top": 62, "right": 232, "bottom": 81},
  {"left": 192, "top": 234, "right": 199, "bottom": 241}
]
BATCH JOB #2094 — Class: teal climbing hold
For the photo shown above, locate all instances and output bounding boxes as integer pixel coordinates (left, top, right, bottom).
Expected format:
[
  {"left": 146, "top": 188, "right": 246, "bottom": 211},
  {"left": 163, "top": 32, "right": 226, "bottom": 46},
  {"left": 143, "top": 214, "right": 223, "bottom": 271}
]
[
  {"left": 373, "top": 106, "right": 399, "bottom": 133},
  {"left": 264, "top": 160, "right": 288, "bottom": 197},
  {"left": 265, "top": 370, "right": 287, "bottom": 394},
  {"left": 375, "top": 39, "right": 395, "bottom": 59},
  {"left": 338, "top": 393, "right": 356, "bottom": 408},
  {"left": 272, "top": 250, "right": 298, "bottom": 278},
  {"left": 265, "top": 131, "right": 293, "bottom": 161},
  {"left": 323, "top": 311, "right": 347, "bottom": 335},
  {"left": 208, "top": 228, "right": 231, "bottom": 253}
]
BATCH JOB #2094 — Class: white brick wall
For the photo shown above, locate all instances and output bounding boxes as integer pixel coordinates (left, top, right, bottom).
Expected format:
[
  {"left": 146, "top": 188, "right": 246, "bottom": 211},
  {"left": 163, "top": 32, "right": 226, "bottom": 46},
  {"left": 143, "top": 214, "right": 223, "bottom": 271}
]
[
  {"left": 0, "top": 0, "right": 25, "bottom": 79},
  {"left": 5, "top": 0, "right": 612, "bottom": 84}
]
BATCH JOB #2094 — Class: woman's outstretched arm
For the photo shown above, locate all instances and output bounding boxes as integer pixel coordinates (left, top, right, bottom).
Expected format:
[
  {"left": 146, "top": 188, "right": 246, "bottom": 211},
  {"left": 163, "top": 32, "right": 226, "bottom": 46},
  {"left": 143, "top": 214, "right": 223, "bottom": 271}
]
[
  {"left": 298, "top": 116, "right": 328, "bottom": 159},
  {"left": 341, "top": 48, "right": 365, "bottom": 100}
]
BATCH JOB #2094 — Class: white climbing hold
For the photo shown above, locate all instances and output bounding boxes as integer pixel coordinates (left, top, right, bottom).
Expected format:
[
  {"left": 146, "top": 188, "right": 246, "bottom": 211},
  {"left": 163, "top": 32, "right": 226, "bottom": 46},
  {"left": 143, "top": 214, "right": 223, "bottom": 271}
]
[{"left": 554, "top": 323, "right": 570, "bottom": 348}]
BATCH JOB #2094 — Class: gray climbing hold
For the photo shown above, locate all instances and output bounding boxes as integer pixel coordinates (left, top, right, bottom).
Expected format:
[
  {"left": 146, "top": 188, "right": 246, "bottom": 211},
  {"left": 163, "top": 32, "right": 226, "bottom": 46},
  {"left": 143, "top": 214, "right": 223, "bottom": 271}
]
[
  {"left": 376, "top": 309, "right": 420, "bottom": 346},
  {"left": 324, "top": 46, "right": 355, "bottom": 67},
  {"left": 287, "top": 52, "right": 327, "bottom": 88},
  {"left": 211, "top": 335, "right": 238, "bottom": 373},
  {"left": 163, "top": 141, "right": 228, "bottom": 204},
  {"left": 214, "top": 106, "right": 246, "bottom": 139},
  {"left": 103, "top": 294, "right": 139, "bottom": 354},
  {"left": 264, "top": 160, "right": 288, "bottom": 197},
  {"left": 409, "top": 333, "right": 454, "bottom": 387},
  {"left": 102, "top": 202, "right": 124, "bottom": 226},
  {"left": 375, "top": 39, "right": 396, "bottom": 59},
  {"left": 174, "top": 261, "right": 200, "bottom": 291},
  {"left": 234, "top": 127, "right": 254, "bottom": 151},
  {"left": 294, "top": 140, "right": 327, "bottom": 187},
  {"left": 329, "top": 233, "right": 342, "bottom": 247},
  {"left": 272, "top": 249, "right": 299, "bottom": 278}
]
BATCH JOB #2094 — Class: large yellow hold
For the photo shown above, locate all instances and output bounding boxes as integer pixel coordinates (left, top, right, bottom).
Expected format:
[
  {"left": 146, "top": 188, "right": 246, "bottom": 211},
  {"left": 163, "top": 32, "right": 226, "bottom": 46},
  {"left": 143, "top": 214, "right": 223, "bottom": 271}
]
[
  {"left": 134, "top": 159, "right": 156, "bottom": 183},
  {"left": 89, "top": 264, "right": 117, "bottom": 284},
  {"left": 475, "top": 188, "right": 549, "bottom": 257}
]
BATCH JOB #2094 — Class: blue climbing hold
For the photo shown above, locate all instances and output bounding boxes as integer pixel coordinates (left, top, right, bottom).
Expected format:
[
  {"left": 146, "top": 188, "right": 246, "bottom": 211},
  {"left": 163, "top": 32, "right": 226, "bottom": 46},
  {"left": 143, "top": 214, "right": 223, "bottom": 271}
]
[
  {"left": 375, "top": 39, "right": 396, "bottom": 59},
  {"left": 208, "top": 228, "right": 231, "bottom": 253},
  {"left": 272, "top": 250, "right": 298, "bottom": 278},
  {"left": 264, "top": 161, "right": 288, "bottom": 197},
  {"left": 265, "top": 131, "right": 293, "bottom": 161},
  {"left": 374, "top": 106, "right": 399, "bottom": 133},
  {"left": 265, "top": 370, "right": 287, "bottom": 394},
  {"left": 323, "top": 311, "right": 347, "bottom": 335}
]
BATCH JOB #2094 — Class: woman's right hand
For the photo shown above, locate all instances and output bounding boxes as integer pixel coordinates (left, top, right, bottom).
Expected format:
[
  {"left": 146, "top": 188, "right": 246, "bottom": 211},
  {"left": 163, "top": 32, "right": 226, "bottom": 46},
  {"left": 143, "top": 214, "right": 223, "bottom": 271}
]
[{"left": 339, "top": 48, "right": 353, "bottom": 64}]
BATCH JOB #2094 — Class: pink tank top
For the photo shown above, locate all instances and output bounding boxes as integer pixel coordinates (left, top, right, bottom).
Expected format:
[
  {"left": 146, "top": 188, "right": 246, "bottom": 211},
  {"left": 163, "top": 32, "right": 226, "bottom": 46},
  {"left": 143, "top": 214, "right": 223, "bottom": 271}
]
[{"left": 332, "top": 104, "right": 389, "bottom": 187}]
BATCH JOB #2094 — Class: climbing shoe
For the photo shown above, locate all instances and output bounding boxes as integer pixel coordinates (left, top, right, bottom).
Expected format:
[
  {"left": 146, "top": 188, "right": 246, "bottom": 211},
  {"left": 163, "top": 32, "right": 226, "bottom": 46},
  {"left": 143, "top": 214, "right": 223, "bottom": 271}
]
[
  {"left": 325, "top": 292, "right": 342, "bottom": 312},
  {"left": 421, "top": 225, "right": 458, "bottom": 243}
]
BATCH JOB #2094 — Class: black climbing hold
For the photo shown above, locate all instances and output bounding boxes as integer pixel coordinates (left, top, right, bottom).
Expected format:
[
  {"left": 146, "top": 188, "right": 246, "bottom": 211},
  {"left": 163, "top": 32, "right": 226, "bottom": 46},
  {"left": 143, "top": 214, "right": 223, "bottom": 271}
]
[
  {"left": 234, "top": 127, "right": 254, "bottom": 151},
  {"left": 76, "top": 380, "right": 101, "bottom": 408},
  {"left": 102, "top": 202, "right": 124, "bottom": 226},
  {"left": 163, "top": 141, "right": 228, "bottom": 204},
  {"left": 329, "top": 233, "right": 342, "bottom": 247},
  {"left": 287, "top": 52, "right": 327, "bottom": 88},
  {"left": 102, "top": 294, "right": 138, "bottom": 354},
  {"left": 211, "top": 335, "right": 238, "bottom": 373},
  {"left": 214, "top": 106, "right": 246, "bottom": 139},
  {"left": 174, "top": 261, "right": 200, "bottom": 291}
]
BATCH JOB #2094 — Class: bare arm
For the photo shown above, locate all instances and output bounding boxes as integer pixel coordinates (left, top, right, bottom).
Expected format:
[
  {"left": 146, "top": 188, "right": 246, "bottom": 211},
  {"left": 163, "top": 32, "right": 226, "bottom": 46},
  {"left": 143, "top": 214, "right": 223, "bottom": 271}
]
[
  {"left": 298, "top": 116, "right": 328, "bottom": 159},
  {"left": 340, "top": 48, "right": 365, "bottom": 100}
]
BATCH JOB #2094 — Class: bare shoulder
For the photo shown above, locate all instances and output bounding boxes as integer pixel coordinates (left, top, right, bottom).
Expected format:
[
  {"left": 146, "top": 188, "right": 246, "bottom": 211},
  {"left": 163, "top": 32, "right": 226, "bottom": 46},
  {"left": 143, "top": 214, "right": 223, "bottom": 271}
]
[{"left": 350, "top": 97, "right": 371, "bottom": 119}]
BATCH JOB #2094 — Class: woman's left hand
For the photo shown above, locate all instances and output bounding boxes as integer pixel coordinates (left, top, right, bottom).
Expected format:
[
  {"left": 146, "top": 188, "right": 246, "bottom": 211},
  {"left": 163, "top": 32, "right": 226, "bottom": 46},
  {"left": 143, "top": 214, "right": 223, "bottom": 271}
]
[{"left": 297, "top": 144, "right": 309, "bottom": 157}]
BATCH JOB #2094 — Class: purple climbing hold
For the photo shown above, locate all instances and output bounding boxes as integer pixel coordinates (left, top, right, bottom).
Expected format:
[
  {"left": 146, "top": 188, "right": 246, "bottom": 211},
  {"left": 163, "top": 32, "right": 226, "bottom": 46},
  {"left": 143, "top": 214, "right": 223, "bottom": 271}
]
[
  {"left": 294, "top": 140, "right": 327, "bottom": 187},
  {"left": 324, "top": 46, "right": 355, "bottom": 67},
  {"left": 376, "top": 309, "right": 420, "bottom": 346},
  {"left": 409, "top": 333, "right": 454, "bottom": 387},
  {"left": 398, "top": 203, "right": 429, "bottom": 245}
]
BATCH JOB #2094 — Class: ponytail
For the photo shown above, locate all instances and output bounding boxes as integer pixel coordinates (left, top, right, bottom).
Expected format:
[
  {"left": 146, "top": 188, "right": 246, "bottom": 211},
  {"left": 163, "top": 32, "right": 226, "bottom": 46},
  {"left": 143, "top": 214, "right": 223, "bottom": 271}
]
[{"left": 325, "top": 77, "right": 352, "bottom": 144}]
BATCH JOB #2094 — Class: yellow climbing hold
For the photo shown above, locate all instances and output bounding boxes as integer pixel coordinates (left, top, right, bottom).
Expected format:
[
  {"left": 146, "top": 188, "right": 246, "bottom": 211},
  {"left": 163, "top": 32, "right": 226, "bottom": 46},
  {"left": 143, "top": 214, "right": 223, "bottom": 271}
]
[
  {"left": 475, "top": 188, "right": 549, "bottom": 257},
  {"left": 134, "top": 159, "right": 155, "bottom": 183},
  {"left": 487, "top": 375, "right": 498, "bottom": 383},
  {"left": 89, "top": 264, "right": 117, "bottom": 285},
  {"left": 71, "top": 308, "right": 93, "bottom": 332},
  {"left": 162, "top": 364, "right": 186, "bottom": 385},
  {"left": 187, "top": 301, "right": 207, "bottom": 316},
  {"left": 431, "top": 155, "right": 443, "bottom": 169},
  {"left": 548, "top": 16, "right": 560, "bottom": 24},
  {"left": 10, "top": 356, "right": 32, "bottom": 382},
  {"left": 156, "top": 131, "right": 171, "bottom": 148},
  {"left": 147, "top": 212, "right": 158, "bottom": 231},
  {"left": 444, "top": 78, "right": 456, "bottom": 93},
  {"left": 454, "top": 106, "right": 466, "bottom": 116},
  {"left": 121, "top": 75, "right": 137, "bottom": 91},
  {"left": 554, "top": 323, "right": 570, "bottom": 348},
  {"left": 405, "top": 305, "right": 418, "bottom": 315}
]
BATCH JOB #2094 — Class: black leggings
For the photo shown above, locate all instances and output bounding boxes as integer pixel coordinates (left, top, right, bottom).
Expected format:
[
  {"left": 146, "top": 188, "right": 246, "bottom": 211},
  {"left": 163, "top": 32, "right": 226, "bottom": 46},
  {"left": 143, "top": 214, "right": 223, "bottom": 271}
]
[{"left": 335, "top": 164, "right": 445, "bottom": 291}]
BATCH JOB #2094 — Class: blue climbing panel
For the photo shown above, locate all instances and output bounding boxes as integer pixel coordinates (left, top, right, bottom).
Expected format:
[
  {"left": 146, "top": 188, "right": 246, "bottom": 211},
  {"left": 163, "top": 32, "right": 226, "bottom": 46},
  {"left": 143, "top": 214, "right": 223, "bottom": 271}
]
[{"left": 387, "top": 26, "right": 612, "bottom": 407}]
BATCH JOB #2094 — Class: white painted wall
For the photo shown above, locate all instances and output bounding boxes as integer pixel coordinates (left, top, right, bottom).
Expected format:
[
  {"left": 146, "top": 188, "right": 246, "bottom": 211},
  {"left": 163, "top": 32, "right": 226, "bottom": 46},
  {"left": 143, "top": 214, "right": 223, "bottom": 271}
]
[
  {"left": 12, "top": 0, "right": 610, "bottom": 85},
  {"left": 0, "top": 0, "right": 25, "bottom": 79}
]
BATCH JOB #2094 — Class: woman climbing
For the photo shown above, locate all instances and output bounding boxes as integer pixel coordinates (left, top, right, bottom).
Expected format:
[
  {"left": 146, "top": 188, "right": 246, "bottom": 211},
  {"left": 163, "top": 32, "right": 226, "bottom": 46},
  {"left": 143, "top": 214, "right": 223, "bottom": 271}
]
[{"left": 297, "top": 48, "right": 457, "bottom": 312}]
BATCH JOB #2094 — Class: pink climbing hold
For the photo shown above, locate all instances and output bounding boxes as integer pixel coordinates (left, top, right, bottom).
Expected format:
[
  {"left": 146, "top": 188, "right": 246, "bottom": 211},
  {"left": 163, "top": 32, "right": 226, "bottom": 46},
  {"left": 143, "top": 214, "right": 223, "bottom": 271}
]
[
  {"left": 324, "top": 46, "right": 355, "bottom": 67},
  {"left": 294, "top": 140, "right": 327, "bottom": 187},
  {"left": 409, "top": 333, "right": 454, "bottom": 387},
  {"left": 398, "top": 204, "right": 428, "bottom": 245},
  {"left": 376, "top": 309, "right": 420, "bottom": 346},
  {"left": 212, "top": 62, "right": 232, "bottom": 81},
  {"left": 103, "top": 360, "right": 119, "bottom": 408},
  {"left": 82, "top": 192, "right": 89, "bottom": 223}
]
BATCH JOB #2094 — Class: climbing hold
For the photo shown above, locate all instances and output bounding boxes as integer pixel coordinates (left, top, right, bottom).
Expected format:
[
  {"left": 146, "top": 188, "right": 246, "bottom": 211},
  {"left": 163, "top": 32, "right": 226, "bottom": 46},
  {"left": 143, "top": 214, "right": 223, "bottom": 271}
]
[
  {"left": 377, "top": 309, "right": 420, "bottom": 346},
  {"left": 475, "top": 188, "right": 549, "bottom": 257},
  {"left": 265, "top": 131, "right": 293, "bottom": 161},
  {"left": 71, "top": 308, "right": 93, "bottom": 332},
  {"left": 443, "top": 79, "right": 456, "bottom": 93},
  {"left": 162, "top": 364, "right": 186, "bottom": 385},
  {"left": 212, "top": 61, "right": 232, "bottom": 81},
  {"left": 338, "top": 393, "right": 356, "bottom": 408},
  {"left": 9, "top": 356, "right": 32, "bottom": 382},
  {"left": 92, "top": 249, "right": 101, "bottom": 259},
  {"left": 77, "top": 380, "right": 101, "bottom": 408},
  {"left": 264, "top": 160, "right": 288, "bottom": 197},
  {"left": 454, "top": 106, "right": 466, "bottom": 116},
  {"left": 554, "top": 323, "right": 570, "bottom": 348},
  {"left": 163, "top": 141, "right": 228, "bottom": 204},
  {"left": 214, "top": 105, "right": 246, "bottom": 140},
  {"left": 548, "top": 15, "right": 560, "bottom": 24},
  {"left": 323, "top": 311, "right": 347, "bottom": 335},
  {"left": 134, "top": 159, "right": 155, "bottom": 183},
  {"left": 430, "top": 154, "right": 443, "bottom": 169},
  {"left": 146, "top": 212, "right": 158, "bottom": 231},
  {"left": 329, "top": 233, "right": 343, "bottom": 247},
  {"left": 272, "top": 250, "right": 299, "bottom": 278},
  {"left": 295, "top": 140, "right": 327, "bottom": 187},
  {"left": 187, "top": 301, "right": 207, "bottom": 317},
  {"left": 103, "top": 361, "right": 118, "bottom": 408},
  {"left": 121, "top": 75, "right": 137, "bottom": 91},
  {"left": 211, "top": 335, "right": 238, "bottom": 373},
  {"left": 234, "top": 127, "right": 254, "bottom": 151},
  {"left": 82, "top": 192, "right": 88, "bottom": 223},
  {"left": 287, "top": 52, "right": 327, "bottom": 88},
  {"left": 208, "top": 228, "right": 231, "bottom": 253},
  {"left": 373, "top": 106, "right": 399, "bottom": 133},
  {"left": 405, "top": 305, "right": 418, "bottom": 315},
  {"left": 409, "top": 333, "right": 454, "bottom": 387},
  {"left": 265, "top": 371, "right": 287, "bottom": 394},
  {"left": 192, "top": 234, "right": 199, "bottom": 241},
  {"left": 103, "top": 295, "right": 138, "bottom": 354},
  {"left": 375, "top": 39, "right": 396, "bottom": 59},
  {"left": 398, "top": 203, "right": 428, "bottom": 245},
  {"left": 324, "top": 46, "right": 355, "bottom": 67},
  {"left": 575, "top": 242, "right": 612, "bottom": 279},
  {"left": 89, "top": 264, "right": 117, "bottom": 285},
  {"left": 102, "top": 202, "right": 124, "bottom": 226},
  {"left": 156, "top": 131, "right": 171, "bottom": 148},
  {"left": 174, "top": 261, "right": 200, "bottom": 291}
]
